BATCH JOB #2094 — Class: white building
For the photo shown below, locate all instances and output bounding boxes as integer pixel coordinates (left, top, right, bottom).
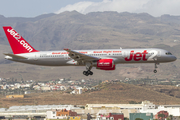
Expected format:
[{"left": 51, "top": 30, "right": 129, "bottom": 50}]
[
  {"left": 3, "top": 85, "right": 8, "bottom": 89},
  {"left": 47, "top": 110, "right": 56, "bottom": 119},
  {"left": 70, "top": 87, "right": 83, "bottom": 94},
  {"left": 46, "top": 110, "right": 67, "bottom": 119},
  {"left": 5, "top": 105, "right": 81, "bottom": 113},
  {"left": 86, "top": 101, "right": 155, "bottom": 110},
  {"left": 140, "top": 105, "right": 180, "bottom": 116},
  {"left": 21, "top": 84, "right": 31, "bottom": 88},
  {"left": 77, "top": 87, "right": 82, "bottom": 94},
  {"left": 41, "top": 86, "right": 51, "bottom": 91},
  {"left": 60, "top": 86, "right": 67, "bottom": 91}
]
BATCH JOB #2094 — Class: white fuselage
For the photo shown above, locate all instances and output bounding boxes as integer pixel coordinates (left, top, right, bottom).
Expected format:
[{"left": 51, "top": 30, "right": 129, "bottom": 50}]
[
  {"left": 3, "top": 26, "right": 177, "bottom": 76},
  {"left": 5, "top": 48, "right": 177, "bottom": 66}
]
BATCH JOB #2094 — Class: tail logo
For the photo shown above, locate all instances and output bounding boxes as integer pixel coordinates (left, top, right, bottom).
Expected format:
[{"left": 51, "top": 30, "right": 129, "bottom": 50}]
[{"left": 7, "top": 28, "right": 33, "bottom": 52}]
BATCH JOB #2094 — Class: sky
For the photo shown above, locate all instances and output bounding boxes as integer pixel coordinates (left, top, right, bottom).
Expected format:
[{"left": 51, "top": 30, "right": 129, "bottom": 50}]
[{"left": 0, "top": 0, "right": 180, "bottom": 17}]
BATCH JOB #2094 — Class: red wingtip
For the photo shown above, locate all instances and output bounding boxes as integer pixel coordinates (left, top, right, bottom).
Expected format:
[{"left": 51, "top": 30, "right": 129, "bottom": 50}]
[{"left": 64, "top": 48, "right": 69, "bottom": 50}]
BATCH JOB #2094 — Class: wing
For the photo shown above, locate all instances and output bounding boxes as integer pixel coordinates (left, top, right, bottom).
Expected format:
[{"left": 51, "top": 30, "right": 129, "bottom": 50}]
[
  {"left": 3, "top": 53, "right": 27, "bottom": 59},
  {"left": 64, "top": 49, "right": 99, "bottom": 61}
]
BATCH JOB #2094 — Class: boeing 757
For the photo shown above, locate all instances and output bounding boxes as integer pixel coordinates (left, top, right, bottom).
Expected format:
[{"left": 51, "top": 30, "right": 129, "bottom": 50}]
[{"left": 3, "top": 26, "right": 177, "bottom": 76}]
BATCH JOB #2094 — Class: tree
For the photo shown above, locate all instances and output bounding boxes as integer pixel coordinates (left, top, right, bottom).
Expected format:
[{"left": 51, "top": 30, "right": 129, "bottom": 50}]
[
  {"left": 169, "top": 115, "right": 173, "bottom": 120},
  {"left": 135, "top": 118, "right": 143, "bottom": 120},
  {"left": 124, "top": 117, "right": 129, "bottom": 120},
  {"left": 158, "top": 114, "right": 165, "bottom": 120},
  {"left": 129, "top": 101, "right": 138, "bottom": 104}
]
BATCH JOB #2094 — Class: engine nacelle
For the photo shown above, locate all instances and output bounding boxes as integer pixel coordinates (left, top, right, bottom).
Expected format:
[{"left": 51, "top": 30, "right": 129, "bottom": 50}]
[{"left": 96, "top": 59, "right": 116, "bottom": 71}]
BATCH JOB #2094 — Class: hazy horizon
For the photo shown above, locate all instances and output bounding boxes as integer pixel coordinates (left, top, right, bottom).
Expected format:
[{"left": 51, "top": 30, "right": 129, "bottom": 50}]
[{"left": 0, "top": 0, "right": 180, "bottom": 17}]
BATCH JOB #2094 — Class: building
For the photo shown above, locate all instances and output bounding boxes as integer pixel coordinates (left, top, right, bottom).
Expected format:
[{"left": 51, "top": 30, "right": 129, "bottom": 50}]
[
  {"left": 108, "top": 113, "right": 124, "bottom": 120},
  {"left": 56, "top": 109, "right": 77, "bottom": 116},
  {"left": 97, "top": 113, "right": 124, "bottom": 120},
  {"left": 41, "top": 86, "right": 51, "bottom": 91},
  {"left": 46, "top": 109, "right": 78, "bottom": 120},
  {"left": 129, "top": 113, "right": 153, "bottom": 120},
  {"left": 69, "top": 116, "right": 81, "bottom": 120},
  {"left": 71, "top": 87, "right": 83, "bottom": 94},
  {"left": 6, "top": 95, "right": 24, "bottom": 98},
  {"left": 161, "top": 105, "right": 180, "bottom": 108},
  {"left": 140, "top": 105, "right": 180, "bottom": 116},
  {"left": 75, "top": 108, "right": 138, "bottom": 118},
  {"left": 46, "top": 110, "right": 67, "bottom": 119},
  {"left": 85, "top": 101, "right": 155, "bottom": 110}
]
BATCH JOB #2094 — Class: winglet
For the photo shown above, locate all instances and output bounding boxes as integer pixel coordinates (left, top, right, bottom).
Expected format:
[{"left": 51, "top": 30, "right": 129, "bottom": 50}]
[
  {"left": 64, "top": 48, "right": 69, "bottom": 51},
  {"left": 3, "top": 26, "right": 39, "bottom": 54}
]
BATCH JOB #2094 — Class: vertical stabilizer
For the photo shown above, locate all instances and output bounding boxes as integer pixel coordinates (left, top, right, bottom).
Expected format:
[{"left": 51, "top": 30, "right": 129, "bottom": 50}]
[{"left": 3, "top": 26, "right": 38, "bottom": 54}]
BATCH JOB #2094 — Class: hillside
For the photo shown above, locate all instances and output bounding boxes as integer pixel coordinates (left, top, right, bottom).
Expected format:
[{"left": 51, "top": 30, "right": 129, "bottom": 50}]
[
  {"left": 1, "top": 11, "right": 180, "bottom": 50},
  {"left": 0, "top": 11, "right": 179, "bottom": 80},
  {"left": 1, "top": 83, "right": 180, "bottom": 108}
]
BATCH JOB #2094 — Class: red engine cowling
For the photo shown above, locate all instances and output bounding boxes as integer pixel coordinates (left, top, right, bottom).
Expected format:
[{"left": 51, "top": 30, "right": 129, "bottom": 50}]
[{"left": 96, "top": 59, "right": 116, "bottom": 70}]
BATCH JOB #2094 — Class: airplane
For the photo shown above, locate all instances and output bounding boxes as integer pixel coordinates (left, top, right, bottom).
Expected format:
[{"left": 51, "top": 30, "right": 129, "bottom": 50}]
[{"left": 2, "top": 26, "right": 177, "bottom": 76}]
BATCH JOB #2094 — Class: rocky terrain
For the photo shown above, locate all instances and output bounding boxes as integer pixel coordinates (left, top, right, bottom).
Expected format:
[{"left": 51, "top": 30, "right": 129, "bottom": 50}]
[{"left": 1, "top": 83, "right": 180, "bottom": 108}]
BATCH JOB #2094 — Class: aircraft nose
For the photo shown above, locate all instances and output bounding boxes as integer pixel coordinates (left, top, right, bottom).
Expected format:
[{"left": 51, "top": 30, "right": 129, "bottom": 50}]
[{"left": 171, "top": 56, "right": 177, "bottom": 61}]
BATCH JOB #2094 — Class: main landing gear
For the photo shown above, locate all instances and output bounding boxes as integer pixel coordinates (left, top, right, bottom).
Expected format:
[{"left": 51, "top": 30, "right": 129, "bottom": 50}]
[
  {"left": 83, "top": 62, "right": 93, "bottom": 76},
  {"left": 153, "top": 63, "right": 159, "bottom": 73},
  {"left": 83, "top": 70, "right": 93, "bottom": 76}
]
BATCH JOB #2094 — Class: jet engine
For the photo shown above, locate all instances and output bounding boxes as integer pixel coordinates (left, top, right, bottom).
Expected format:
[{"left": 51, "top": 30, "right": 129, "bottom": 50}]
[{"left": 96, "top": 59, "right": 116, "bottom": 70}]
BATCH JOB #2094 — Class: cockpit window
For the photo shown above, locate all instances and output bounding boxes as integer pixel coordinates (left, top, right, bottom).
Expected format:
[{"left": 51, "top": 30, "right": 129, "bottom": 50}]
[{"left": 166, "top": 52, "right": 172, "bottom": 55}]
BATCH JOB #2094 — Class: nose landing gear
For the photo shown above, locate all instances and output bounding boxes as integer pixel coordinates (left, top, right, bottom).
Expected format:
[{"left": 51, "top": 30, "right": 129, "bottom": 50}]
[{"left": 153, "top": 63, "right": 159, "bottom": 73}]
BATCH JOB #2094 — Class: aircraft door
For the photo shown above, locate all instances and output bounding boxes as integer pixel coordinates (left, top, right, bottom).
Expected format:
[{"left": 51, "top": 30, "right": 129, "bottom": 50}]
[
  {"left": 123, "top": 51, "right": 127, "bottom": 58},
  {"left": 64, "top": 54, "right": 68, "bottom": 60},
  {"left": 157, "top": 51, "right": 161, "bottom": 57},
  {"left": 34, "top": 55, "right": 38, "bottom": 60}
]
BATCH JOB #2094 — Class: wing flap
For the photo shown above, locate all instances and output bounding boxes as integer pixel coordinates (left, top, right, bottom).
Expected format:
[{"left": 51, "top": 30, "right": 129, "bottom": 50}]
[
  {"left": 3, "top": 53, "right": 27, "bottom": 59},
  {"left": 64, "top": 49, "right": 99, "bottom": 61}
]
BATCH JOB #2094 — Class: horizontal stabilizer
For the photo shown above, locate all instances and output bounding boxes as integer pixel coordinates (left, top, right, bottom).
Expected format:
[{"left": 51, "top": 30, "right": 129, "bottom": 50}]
[{"left": 3, "top": 53, "right": 27, "bottom": 59}]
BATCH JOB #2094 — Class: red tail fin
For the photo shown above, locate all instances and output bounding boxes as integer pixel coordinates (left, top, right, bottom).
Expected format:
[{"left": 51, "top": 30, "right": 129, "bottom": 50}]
[{"left": 3, "top": 26, "right": 38, "bottom": 54}]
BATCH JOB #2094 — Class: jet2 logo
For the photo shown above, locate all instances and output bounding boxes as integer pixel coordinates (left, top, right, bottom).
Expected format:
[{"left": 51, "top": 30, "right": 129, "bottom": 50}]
[
  {"left": 98, "top": 62, "right": 110, "bottom": 66},
  {"left": 7, "top": 29, "right": 33, "bottom": 52},
  {"left": 125, "top": 50, "right": 148, "bottom": 61}
]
